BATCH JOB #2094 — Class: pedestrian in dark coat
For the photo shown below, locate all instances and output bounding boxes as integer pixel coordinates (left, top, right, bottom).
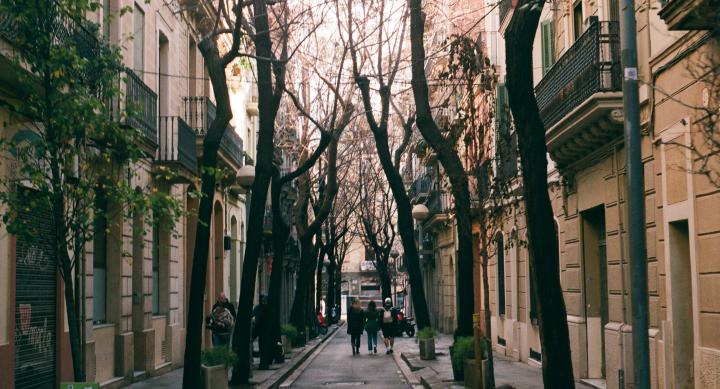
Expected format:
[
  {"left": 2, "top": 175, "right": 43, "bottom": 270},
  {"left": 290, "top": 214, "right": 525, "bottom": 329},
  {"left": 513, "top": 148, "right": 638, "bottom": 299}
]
[
  {"left": 364, "top": 300, "right": 381, "bottom": 354},
  {"left": 347, "top": 299, "right": 365, "bottom": 355}
]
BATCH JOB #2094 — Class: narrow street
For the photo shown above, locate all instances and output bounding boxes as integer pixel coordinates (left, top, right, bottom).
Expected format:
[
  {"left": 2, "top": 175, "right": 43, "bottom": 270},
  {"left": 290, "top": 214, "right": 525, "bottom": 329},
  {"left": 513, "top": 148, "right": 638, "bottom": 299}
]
[{"left": 287, "top": 327, "right": 410, "bottom": 389}]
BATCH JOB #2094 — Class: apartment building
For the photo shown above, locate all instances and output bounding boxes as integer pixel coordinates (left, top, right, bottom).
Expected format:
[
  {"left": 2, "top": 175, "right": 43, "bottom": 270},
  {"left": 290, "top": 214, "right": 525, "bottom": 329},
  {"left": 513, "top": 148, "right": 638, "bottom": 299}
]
[
  {"left": 482, "top": 0, "right": 720, "bottom": 387},
  {"left": 0, "top": 1, "right": 257, "bottom": 387}
]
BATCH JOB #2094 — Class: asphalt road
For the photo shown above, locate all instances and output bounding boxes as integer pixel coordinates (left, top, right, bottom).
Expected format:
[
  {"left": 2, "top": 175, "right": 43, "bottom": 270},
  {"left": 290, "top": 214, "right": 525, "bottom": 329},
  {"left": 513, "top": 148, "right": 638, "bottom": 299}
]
[{"left": 288, "top": 329, "right": 411, "bottom": 389}]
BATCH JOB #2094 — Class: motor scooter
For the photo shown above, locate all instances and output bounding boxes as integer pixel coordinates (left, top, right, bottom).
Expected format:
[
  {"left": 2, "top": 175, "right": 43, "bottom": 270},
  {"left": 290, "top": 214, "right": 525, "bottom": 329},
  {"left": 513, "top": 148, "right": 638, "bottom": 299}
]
[{"left": 396, "top": 310, "right": 416, "bottom": 337}]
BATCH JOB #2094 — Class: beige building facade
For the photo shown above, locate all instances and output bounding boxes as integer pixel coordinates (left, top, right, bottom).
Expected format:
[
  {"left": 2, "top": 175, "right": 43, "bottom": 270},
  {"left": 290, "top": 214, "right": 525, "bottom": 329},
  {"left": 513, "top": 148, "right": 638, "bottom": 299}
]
[
  {"left": 484, "top": 0, "right": 720, "bottom": 387},
  {"left": 0, "top": 1, "right": 256, "bottom": 387}
]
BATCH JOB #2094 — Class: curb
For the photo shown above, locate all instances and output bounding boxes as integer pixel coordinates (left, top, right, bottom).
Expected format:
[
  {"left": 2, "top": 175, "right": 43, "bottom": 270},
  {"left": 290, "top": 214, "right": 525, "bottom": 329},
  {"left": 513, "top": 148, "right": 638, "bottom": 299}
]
[
  {"left": 277, "top": 323, "right": 342, "bottom": 388},
  {"left": 394, "top": 351, "right": 424, "bottom": 389},
  {"left": 253, "top": 323, "right": 341, "bottom": 389}
]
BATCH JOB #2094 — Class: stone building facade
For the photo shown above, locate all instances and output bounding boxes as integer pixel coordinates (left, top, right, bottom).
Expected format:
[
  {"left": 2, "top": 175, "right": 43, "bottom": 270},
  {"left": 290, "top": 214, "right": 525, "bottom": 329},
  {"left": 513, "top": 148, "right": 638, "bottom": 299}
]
[{"left": 481, "top": 0, "right": 720, "bottom": 387}]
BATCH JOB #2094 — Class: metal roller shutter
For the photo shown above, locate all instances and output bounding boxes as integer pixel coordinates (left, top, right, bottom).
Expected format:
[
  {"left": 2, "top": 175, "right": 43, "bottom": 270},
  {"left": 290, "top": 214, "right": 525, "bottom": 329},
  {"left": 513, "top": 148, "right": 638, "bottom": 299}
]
[{"left": 15, "top": 191, "right": 57, "bottom": 388}]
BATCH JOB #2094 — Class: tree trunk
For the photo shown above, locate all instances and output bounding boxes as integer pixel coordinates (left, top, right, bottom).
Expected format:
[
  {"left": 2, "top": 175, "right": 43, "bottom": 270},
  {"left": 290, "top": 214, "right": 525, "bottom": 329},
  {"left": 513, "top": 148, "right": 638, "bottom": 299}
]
[
  {"left": 478, "top": 225, "right": 495, "bottom": 388},
  {"left": 259, "top": 177, "right": 291, "bottom": 369},
  {"left": 316, "top": 242, "right": 326, "bottom": 311},
  {"left": 230, "top": 0, "right": 281, "bottom": 381},
  {"left": 182, "top": 37, "right": 235, "bottom": 389},
  {"left": 408, "top": 0, "right": 474, "bottom": 337},
  {"left": 376, "top": 261, "right": 392, "bottom": 301},
  {"left": 289, "top": 238, "right": 315, "bottom": 341},
  {"left": 368, "top": 127, "right": 431, "bottom": 330},
  {"left": 326, "top": 260, "right": 336, "bottom": 317},
  {"left": 61, "top": 254, "right": 84, "bottom": 381},
  {"left": 505, "top": 4, "right": 575, "bottom": 386}
]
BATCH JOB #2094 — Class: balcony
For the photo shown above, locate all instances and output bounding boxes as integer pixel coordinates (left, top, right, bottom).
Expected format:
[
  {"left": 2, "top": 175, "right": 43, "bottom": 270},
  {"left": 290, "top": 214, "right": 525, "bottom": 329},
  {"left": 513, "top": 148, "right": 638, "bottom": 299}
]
[
  {"left": 659, "top": 0, "right": 719, "bottom": 30},
  {"left": 183, "top": 96, "right": 216, "bottom": 135},
  {"left": 107, "top": 68, "right": 158, "bottom": 148},
  {"left": 409, "top": 175, "right": 432, "bottom": 203},
  {"left": 534, "top": 20, "right": 623, "bottom": 169},
  {"left": 155, "top": 116, "right": 198, "bottom": 180},
  {"left": 424, "top": 189, "right": 451, "bottom": 230},
  {"left": 183, "top": 96, "right": 244, "bottom": 169},
  {"left": 220, "top": 126, "right": 244, "bottom": 168}
]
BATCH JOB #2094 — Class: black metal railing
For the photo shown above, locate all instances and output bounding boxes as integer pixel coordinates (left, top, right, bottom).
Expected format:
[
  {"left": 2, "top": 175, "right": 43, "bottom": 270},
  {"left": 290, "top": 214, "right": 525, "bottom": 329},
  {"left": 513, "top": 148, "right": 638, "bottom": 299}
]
[
  {"left": 125, "top": 69, "right": 157, "bottom": 143},
  {"left": 410, "top": 175, "right": 432, "bottom": 200},
  {"left": 427, "top": 189, "right": 446, "bottom": 215},
  {"left": 107, "top": 68, "right": 158, "bottom": 145},
  {"left": 534, "top": 21, "right": 621, "bottom": 130},
  {"left": 220, "top": 126, "right": 244, "bottom": 167},
  {"left": 0, "top": 10, "right": 99, "bottom": 57},
  {"left": 182, "top": 96, "right": 216, "bottom": 135},
  {"left": 499, "top": 0, "right": 512, "bottom": 26},
  {"left": 158, "top": 116, "right": 198, "bottom": 174}
]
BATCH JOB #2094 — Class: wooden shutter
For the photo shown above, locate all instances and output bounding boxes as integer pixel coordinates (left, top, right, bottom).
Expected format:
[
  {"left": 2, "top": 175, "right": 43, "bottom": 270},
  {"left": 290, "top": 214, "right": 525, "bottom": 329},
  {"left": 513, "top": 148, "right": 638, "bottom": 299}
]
[{"left": 541, "top": 20, "right": 555, "bottom": 75}]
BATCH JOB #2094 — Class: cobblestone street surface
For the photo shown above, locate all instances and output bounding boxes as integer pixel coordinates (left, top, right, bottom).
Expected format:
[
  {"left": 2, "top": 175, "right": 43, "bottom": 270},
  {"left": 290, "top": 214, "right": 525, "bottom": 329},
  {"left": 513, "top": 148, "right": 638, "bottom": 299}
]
[{"left": 284, "top": 329, "right": 410, "bottom": 389}]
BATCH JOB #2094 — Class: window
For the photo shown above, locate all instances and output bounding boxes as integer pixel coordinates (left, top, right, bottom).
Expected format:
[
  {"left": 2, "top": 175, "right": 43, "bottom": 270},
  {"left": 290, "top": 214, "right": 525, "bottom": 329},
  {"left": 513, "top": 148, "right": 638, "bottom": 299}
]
[
  {"left": 133, "top": 3, "right": 144, "bottom": 73},
  {"left": 93, "top": 191, "right": 108, "bottom": 324},
  {"left": 496, "top": 233, "right": 506, "bottom": 316},
  {"left": 152, "top": 207, "right": 160, "bottom": 315},
  {"left": 541, "top": 20, "right": 555, "bottom": 75},
  {"left": 573, "top": 2, "right": 583, "bottom": 40},
  {"left": 158, "top": 33, "right": 169, "bottom": 116}
]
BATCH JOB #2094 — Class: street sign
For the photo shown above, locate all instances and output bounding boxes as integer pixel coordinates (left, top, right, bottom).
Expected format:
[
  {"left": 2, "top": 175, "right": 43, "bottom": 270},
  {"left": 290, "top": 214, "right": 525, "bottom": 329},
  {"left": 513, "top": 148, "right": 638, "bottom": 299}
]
[{"left": 60, "top": 383, "right": 99, "bottom": 389}]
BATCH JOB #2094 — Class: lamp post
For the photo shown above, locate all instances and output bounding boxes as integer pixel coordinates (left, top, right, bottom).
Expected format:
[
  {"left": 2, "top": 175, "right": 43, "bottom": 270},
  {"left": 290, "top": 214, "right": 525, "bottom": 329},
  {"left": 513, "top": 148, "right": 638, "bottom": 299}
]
[{"left": 390, "top": 249, "right": 400, "bottom": 306}]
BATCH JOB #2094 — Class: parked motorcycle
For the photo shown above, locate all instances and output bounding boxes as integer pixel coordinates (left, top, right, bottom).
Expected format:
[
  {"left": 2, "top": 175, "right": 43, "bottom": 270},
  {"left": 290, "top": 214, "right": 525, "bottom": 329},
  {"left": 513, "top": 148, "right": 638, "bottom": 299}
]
[{"left": 396, "top": 310, "right": 415, "bottom": 337}]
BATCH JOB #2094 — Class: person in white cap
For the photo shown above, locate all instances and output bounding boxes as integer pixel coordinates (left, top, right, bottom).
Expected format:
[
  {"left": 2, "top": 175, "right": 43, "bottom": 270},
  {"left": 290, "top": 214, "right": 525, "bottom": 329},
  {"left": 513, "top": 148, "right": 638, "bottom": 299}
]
[{"left": 380, "top": 297, "right": 399, "bottom": 354}]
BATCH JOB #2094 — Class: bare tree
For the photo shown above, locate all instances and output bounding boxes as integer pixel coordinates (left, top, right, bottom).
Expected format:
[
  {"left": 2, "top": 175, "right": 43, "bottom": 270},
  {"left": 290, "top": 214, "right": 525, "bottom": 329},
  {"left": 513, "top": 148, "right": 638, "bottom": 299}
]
[
  {"left": 407, "top": 0, "right": 476, "bottom": 337},
  {"left": 503, "top": 1, "right": 574, "bottom": 386},
  {"left": 342, "top": 0, "right": 431, "bottom": 330}
]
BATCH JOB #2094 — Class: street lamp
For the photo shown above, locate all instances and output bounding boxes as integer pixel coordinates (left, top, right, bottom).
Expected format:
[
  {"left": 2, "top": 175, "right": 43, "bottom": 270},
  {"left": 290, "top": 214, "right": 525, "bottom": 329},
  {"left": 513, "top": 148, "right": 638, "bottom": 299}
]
[
  {"left": 411, "top": 204, "right": 429, "bottom": 221},
  {"left": 237, "top": 165, "right": 256, "bottom": 188},
  {"left": 390, "top": 250, "right": 400, "bottom": 307}
]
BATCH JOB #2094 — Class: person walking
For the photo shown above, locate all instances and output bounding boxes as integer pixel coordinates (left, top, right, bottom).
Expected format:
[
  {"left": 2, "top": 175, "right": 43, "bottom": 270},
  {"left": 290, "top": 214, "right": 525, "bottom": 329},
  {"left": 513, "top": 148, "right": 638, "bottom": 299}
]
[
  {"left": 347, "top": 299, "right": 365, "bottom": 355},
  {"left": 206, "top": 292, "right": 236, "bottom": 346},
  {"left": 364, "top": 300, "right": 381, "bottom": 354},
  {"left": 380, "top": 297, "right": 399, "bottom": 354}
]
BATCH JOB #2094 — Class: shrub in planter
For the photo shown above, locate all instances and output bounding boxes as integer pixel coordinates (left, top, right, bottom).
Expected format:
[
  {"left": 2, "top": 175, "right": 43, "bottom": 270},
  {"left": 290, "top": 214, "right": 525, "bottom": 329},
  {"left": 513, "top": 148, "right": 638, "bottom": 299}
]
[
  {"left": 281, "top": 324, "right": 299, "bottom": 351},
  {"left": 451, "top": 336, "right": 475, "bottom": 381},
  {"left": 201, "top": 346, "right": 238, "bottom": 389},
  {"left": 417, "top": 327, "right": 436, "bottom": 360}
]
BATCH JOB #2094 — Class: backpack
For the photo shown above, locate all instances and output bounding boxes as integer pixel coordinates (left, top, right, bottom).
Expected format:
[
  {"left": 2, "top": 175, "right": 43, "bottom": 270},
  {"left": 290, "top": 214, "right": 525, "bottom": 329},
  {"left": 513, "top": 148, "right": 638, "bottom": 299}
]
[
  {"left": 382, "top": 309, "right": 393, "bottom": 324},
  {"left": 212, "top": 306, "right": 234, "bottom": 332}
]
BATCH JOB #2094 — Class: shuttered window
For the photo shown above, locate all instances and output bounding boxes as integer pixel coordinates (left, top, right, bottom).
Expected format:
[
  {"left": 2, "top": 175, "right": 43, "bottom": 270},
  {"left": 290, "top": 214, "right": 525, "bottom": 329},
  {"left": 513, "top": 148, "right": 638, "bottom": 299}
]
[
  {"left": 541, "top": 20, "right": 555, "bottom": 76},
  {"left": 93, "top": 190, "right": 108, "bottom": 324},
  {"left": 496, "top": 233, "right": 506, "bottom": 316}
]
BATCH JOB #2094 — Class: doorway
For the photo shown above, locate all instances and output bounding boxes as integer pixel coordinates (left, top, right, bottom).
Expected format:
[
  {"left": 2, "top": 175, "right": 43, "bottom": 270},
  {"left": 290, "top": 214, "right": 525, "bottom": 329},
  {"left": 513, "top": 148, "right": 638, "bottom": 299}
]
[
  {"left": 668, "top": 220, "right": 694, "bottom": 388},
  {"left": 582, "top": 206, "right": 608, "bottom": 379}
]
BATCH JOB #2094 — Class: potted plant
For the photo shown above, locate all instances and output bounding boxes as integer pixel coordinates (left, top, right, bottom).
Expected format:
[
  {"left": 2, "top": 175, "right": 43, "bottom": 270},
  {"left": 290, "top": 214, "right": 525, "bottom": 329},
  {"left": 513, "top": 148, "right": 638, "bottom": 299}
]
[
  {"left": 464, "top": 337, "right": 491, "bottom": 388},
  {"left": 201, "top": 346, "right": 238, "bottom": 389},
  {"left": 450, "top": 336, "right": 474, "bottom": 382},
  {"left": 417, "top": 327, "right": 436, "bottom": 360},
  {"left": 281, "top": 323, "right": 298, "bottom": 353}
]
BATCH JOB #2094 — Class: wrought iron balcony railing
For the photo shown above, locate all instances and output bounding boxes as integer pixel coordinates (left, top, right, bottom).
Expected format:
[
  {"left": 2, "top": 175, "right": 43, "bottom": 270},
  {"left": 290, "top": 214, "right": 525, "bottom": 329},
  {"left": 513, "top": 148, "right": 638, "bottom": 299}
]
[
  {"left": 0, "top": 10, "right": 99, "bottom": 58},
  {"left": 107, "top": 68, "right": 158, "bottom": 145},
  {"left": 427, "top": 189, "right": 448, "bottom": 216},
  {"left": 182, "top": 96, "right": 217, "bottom": 135},
  {"left": 499, "top": 0, "right": 512, "bottom": 26},
  {"left": 410, "top": 175, "right": 432, "bottom": 201},
  {"left": 534, "top": 21, "right": 621, "bottom": 130},
  {"left": 158, "top": 116, "right": 198, "bottom": 174},
  {"left": 220, "top": 126, "right": 244, "bottom": 167}
]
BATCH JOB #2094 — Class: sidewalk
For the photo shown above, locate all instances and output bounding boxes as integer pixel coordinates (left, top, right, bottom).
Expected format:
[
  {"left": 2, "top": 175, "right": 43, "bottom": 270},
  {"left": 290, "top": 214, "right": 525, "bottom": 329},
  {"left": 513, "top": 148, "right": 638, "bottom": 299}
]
[
  {"left": 394, "top": 334, "right": 591, "bottom": 389},
  {"left": 126, "top": 324, "right": 341, "bottom": 389}
]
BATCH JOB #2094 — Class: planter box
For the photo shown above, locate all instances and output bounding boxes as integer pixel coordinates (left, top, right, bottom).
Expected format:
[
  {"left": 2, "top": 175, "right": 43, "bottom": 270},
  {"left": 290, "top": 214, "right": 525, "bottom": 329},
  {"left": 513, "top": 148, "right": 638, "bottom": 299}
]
[
  {"left": 201, "top": 364, "right": 228, "bottom": 389},
  {"left": 282, "top": 335, "right": 292, "bottom": 354},
  {"left": 419, "top": 337, "right": 436, "bottom": 360},
  {"left": 463, "top": 359, "right": 489, "bottom": 389}
]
